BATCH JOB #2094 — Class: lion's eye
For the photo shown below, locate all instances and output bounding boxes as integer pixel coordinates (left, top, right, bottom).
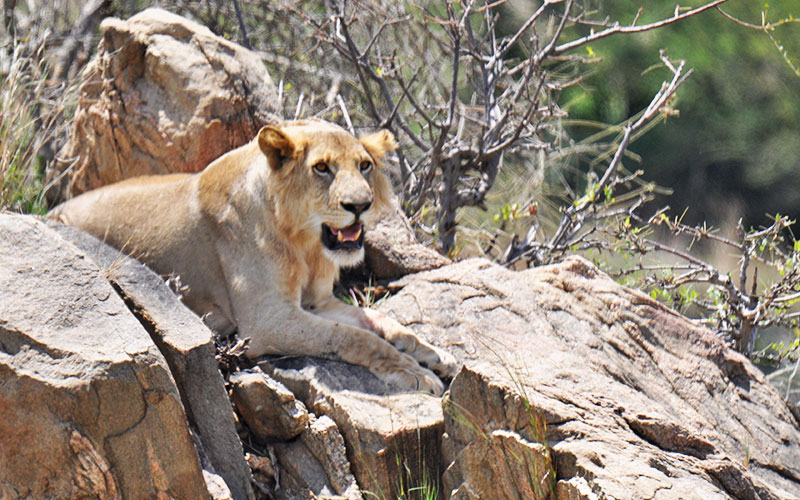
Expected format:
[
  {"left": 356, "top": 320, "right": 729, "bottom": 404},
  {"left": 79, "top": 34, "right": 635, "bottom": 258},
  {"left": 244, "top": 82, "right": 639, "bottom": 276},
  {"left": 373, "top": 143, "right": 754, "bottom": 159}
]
[
  {"left": 360, "top": 161, "right": 372, "bottom": 173},
  {"left": 313, "top": 162, "right": 330, "bottom": 175}
]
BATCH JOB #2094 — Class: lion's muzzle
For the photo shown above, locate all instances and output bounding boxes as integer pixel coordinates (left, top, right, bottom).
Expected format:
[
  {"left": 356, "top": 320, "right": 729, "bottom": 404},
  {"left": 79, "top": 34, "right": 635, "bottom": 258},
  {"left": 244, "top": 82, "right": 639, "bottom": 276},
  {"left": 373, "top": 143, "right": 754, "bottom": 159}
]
[{"left": 321, "top": 222, "right": 365, "bottom": 252}]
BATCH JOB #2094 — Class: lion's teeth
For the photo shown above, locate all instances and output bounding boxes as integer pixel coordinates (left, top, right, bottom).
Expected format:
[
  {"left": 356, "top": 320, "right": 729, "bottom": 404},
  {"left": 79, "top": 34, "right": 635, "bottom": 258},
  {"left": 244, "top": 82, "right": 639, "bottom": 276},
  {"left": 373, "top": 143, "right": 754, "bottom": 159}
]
[
  {"left": 354, "top": 227, "right": 362, "bottom": 240},
  {"left": 337, "top": 230, "right": 344, "bottom": 242}
]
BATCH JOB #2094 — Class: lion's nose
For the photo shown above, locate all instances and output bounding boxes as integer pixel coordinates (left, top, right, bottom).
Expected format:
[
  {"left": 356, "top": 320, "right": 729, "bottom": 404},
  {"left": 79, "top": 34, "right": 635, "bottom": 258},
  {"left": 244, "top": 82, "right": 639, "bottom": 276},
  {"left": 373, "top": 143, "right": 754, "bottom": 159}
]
[{"left": 341, "top": 201, "right": 372, "bottom": 217}]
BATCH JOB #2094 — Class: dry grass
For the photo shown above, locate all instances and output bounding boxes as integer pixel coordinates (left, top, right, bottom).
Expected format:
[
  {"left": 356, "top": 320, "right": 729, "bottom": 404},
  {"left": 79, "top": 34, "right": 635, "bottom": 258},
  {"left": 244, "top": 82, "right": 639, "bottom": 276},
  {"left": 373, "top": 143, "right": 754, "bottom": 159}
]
[{"left": 0, "top": 40, "right": 73, "bottom": 213}]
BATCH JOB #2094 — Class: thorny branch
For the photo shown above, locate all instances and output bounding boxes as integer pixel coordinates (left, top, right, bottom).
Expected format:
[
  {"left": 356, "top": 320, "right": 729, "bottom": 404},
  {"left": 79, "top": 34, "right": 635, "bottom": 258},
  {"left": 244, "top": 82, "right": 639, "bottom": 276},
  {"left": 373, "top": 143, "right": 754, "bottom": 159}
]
[
  {"left": 304, "top": 0, "right": 581, "bottom": 253},
  {"left": 554, "top": 0, "right": 729, "bottom": 54},
  {"left": 503, "top": 50, "right": 690, "bottom": 267},
  {"left": 610, "top": 212, "right": 800, "bottom": 361}
]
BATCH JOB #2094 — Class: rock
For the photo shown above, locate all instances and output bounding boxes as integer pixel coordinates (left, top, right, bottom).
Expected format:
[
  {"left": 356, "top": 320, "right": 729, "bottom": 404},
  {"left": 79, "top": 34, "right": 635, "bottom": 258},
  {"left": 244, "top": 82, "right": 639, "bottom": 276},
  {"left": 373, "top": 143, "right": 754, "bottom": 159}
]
[
  {"left": 245, "top": 452, "right": 275, "bottom": 490},
  {"left": 49, "top": 222, "right": 254, "bottom": 500},
  {"left": 230, "top": 369, "right": 309, "bottom": 442},
  {"left": 442, "top": 367, "right": 554, "bottom": 500},
  {"left": 441, "top": 364, "right": 555, "bottom": 499},
  {"left": 363, "top": 203, "right": 451, "bottom": 280},
  {"left": 376, "top": 256, "right": 800, "bottom": 500},
  {"left": 45, "top": 7, "right": 281, "bottom": 202},
  {"left": 205, "top": 470, "right": 234, "bottom": 500},
  {"left": 242, "top": 413, "right": 360, "bottom": 500},
  {"left": 300, "top": 414, "right": 360, "bottom": 499},
  {"left": 0, "top": 213, "right": 209, "bottom": 499},
  {"left": 272, "top": 414, "right": 361, "bottom": 500},
  {"left": 260, "top": 356, "right": 444, "bottom": 499}
]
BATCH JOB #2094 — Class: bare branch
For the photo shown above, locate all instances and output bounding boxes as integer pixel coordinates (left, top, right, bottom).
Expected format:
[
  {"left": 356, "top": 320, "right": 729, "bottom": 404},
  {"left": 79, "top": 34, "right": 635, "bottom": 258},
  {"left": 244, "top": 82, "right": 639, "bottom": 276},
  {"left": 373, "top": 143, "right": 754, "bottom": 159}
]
[
  {"left": 232, "top": 0, "right": 252, "bottom": 50},
  {"left": 594, "top": 53, "right": 690, "bottom": 199},
  {"left": 554, "top": 0, "right": 728, "bottom": 55}
]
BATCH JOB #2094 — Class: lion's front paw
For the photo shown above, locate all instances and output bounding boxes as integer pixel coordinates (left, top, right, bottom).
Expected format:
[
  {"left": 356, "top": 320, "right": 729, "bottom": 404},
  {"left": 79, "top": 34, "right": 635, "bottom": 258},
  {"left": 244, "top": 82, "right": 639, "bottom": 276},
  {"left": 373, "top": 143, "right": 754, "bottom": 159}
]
[
  {"left": 398, "top": 365, "right": 446, "bottom": 396},
  {"left": 374, "top": 318, "right": 460, "bottom": 381},
  {"left": 414, "top": 367, "right": 446, "bottom": 396},
  {"left": 425, "top": 345, "right": 458, "bottom": 380},
  {"left": 372, "top": 355, "right": 445, "bottom": 396}
]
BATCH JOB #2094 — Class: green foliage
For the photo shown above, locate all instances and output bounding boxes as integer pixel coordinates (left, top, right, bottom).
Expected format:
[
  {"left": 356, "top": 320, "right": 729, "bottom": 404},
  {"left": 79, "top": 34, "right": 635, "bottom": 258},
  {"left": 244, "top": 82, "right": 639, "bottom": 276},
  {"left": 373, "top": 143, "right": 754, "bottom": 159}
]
[
  {"left": 561, "top": 1, "right": 800, "bottom": 228},
  {"left": 608, "top": 209, "right": 800, "bottom": 372}
]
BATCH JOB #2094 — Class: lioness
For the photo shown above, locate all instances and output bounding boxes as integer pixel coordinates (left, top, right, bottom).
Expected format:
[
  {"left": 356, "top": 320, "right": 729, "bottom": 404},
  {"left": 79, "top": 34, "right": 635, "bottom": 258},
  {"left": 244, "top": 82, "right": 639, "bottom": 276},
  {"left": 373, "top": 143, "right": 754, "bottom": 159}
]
[{"left": 50, "top": 120, "right": 456, "bottom": 395}]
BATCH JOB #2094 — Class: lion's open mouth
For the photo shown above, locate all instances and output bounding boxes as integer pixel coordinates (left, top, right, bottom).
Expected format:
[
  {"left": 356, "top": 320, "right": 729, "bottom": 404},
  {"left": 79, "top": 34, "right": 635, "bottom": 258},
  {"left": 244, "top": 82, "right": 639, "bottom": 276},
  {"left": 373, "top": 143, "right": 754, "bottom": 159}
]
[{"left": 321, "top": 222, "right": 365, "bottom": 252}]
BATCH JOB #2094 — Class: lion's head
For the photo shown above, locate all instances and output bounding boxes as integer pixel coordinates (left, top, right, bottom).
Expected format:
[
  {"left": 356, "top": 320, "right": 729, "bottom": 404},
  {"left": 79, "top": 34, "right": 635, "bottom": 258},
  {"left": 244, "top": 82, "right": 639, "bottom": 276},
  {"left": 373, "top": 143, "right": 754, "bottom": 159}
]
[{"left": 257, "top": 120, "right": 396, "bottom": 268}]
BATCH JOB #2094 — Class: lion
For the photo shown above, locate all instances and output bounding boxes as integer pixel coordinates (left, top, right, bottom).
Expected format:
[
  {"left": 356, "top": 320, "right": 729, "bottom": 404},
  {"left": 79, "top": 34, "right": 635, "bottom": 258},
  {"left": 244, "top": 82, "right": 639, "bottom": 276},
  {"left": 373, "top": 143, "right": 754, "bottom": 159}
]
[{"left": 50, "top": 119, "right": 457, "bottom": 395}]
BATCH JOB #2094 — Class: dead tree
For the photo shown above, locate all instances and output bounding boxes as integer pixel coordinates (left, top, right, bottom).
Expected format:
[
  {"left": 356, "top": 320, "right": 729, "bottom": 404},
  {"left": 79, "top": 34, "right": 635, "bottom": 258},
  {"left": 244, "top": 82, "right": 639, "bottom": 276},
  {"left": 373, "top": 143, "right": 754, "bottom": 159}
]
[{"left": 302, "top": 0, "right": 728, "bottom": 254}]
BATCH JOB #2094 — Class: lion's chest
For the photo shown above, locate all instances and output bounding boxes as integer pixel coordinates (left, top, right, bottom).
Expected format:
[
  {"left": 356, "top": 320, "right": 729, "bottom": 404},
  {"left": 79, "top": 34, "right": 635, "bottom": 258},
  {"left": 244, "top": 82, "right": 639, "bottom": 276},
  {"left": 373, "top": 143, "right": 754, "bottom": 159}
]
[{"left": 296, "top": 252, "right": 338, "bottom": 310}]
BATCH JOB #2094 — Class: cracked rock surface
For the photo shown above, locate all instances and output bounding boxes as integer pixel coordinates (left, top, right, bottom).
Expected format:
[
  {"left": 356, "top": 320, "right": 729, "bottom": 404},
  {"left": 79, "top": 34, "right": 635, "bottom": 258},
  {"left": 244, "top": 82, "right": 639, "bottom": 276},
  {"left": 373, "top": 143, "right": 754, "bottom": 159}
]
[
  {"left": 0, "top": 213, "right": 209, "bottom": 499},
  {"left": 379, "top": 257, "right": 800, "bottom": 500},
  {"left": 45, "top": 7, "right": 281, "bottom": 203},
  {"left": 231, "top": 369, "right": 309, "bottom": 442},
  {"left": 260, "top": 356, "right": 445, "bottom": 499},
  {"left": 49, "top": 222, "right": 254, "bottom": 500}
]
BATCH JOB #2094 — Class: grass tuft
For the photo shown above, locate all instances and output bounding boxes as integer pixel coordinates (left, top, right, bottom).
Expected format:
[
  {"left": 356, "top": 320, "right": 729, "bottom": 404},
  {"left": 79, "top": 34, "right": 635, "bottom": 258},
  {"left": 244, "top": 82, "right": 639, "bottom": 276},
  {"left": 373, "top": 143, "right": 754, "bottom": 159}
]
[{"left": 1, "top": 39, "right": 73, "bottom": 213}]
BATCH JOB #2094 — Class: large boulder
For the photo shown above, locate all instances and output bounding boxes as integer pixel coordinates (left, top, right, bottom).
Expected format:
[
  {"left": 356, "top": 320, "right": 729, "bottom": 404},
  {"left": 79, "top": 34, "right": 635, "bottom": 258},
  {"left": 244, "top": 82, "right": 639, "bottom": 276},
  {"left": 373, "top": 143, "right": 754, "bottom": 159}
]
[
  {"left": 377, "top": 257, "right": 800, "bottom": 499},
  {"left": 46, "top": 7, "right": 281, "bottom": 202},
  {"left": 0, "top": 213, "right": 210, "bottom": 499},
  {"left": 362, "top": 204, "right": 451, "bottom": 280},
  {"left": 49, "top": 222, "right": 255, "bottom": 500}
]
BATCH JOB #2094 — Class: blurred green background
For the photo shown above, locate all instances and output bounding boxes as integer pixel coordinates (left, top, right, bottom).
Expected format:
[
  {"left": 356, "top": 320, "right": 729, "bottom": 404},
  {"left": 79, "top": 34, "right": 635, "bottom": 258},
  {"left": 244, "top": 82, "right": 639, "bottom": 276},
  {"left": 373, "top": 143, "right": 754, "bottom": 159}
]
[{"left": 561, "top": 1, "right": 800, "bottom": 230}]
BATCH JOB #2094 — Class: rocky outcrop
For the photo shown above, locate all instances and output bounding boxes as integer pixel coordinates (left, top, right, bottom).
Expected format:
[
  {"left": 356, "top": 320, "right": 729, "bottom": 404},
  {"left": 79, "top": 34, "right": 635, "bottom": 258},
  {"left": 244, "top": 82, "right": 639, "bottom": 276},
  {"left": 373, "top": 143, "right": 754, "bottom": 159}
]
[
  {"left": 260, "top": 356, "right": 445, "bottom": 499},
  {"left": 377, "top": 257, "right": 800, "bottom": 499},
  {"left": 362, "top": 204, "right": 451, "bottom": 280},
  {"left": 45, "top": 7, "right": 281, "bottom": 202},
  {"left": 49, "top": 222, "right": 254, "bottom": 500},
  {"left": 5, "top": 211, "right": 799, "bottom": 499},
  {"left": 0, "top": 213, "right": 211, "bottom": 499},
  {"left": 16, "top": 7, "right": 800, "bottom": 499}
]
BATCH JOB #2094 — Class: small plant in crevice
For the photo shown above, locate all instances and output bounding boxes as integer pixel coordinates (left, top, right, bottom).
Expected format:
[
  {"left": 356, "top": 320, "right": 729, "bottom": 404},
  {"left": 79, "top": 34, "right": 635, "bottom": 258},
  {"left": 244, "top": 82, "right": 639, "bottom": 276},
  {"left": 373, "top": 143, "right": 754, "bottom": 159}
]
[
  {"left": 340, "top": 278, "right": 391, "bottom": 310},
  {"left": 359, "top": 416, "right": 443, "bottom": 500}
]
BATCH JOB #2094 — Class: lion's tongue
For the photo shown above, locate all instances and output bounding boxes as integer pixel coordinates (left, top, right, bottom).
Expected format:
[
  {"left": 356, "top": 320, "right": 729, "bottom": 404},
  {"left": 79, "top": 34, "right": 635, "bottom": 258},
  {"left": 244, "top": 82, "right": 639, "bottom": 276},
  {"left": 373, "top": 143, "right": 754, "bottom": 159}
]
[{"left": 333, "top": 223, "right": 363, "bottom": 242}]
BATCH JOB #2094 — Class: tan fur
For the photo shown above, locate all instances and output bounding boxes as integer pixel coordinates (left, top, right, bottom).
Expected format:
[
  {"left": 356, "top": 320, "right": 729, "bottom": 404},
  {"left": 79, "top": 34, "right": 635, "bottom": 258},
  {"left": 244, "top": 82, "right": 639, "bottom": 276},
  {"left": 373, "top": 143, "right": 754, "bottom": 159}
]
[{"left": 50, "top": 119, "right": 456, "bottom": 395}]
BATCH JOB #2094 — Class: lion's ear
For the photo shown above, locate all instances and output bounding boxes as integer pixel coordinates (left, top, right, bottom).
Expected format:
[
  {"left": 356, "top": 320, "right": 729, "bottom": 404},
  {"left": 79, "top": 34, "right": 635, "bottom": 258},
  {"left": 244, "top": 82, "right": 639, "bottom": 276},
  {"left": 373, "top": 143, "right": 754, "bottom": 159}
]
[
  {"left": 360, "top": 129, "right": 397, "bottom": 162},
  {"left": 258, "top": 126, "right": 300, "bottom": 170}
]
